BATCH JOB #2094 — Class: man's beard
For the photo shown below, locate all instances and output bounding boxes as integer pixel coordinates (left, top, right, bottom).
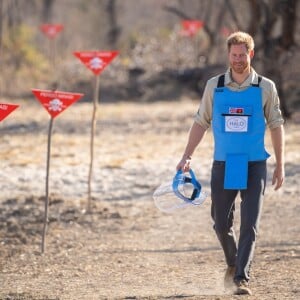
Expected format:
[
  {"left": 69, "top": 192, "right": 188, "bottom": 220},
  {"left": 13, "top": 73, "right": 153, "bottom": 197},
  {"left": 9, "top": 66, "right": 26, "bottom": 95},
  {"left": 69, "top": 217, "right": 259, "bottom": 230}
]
[{"left": 231, "top": 62, "right": 248, "bottom": 74}]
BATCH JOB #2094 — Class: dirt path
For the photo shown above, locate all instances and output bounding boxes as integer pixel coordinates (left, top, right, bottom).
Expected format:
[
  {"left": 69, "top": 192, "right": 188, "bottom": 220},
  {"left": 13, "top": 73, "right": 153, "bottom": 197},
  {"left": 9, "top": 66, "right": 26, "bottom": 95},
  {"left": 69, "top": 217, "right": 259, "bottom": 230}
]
[{"left": 0, "top": 99, "right": 299, "bottom": 299}]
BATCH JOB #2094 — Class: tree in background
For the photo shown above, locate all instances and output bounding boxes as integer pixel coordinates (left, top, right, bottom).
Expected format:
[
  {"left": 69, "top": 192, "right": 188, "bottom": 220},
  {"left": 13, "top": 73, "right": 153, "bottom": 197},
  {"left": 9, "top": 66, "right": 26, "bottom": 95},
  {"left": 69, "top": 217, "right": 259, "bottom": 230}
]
[
  {"left": 105, "top": 0, "right": 121, "bottom": 48},
  {"left": 251, "top": 0, "right": 298, "bottom": 118}
]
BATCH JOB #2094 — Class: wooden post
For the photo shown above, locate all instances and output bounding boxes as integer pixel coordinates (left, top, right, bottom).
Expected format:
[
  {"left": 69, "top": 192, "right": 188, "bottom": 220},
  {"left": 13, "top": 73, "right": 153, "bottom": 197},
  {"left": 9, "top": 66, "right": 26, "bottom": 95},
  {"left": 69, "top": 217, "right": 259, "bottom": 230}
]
[
  {"left": 87, "top": 75, "right": 100, "bottom": 212},
  {"left": 41, "top": 116, "right": 54, "bottom": 253}
]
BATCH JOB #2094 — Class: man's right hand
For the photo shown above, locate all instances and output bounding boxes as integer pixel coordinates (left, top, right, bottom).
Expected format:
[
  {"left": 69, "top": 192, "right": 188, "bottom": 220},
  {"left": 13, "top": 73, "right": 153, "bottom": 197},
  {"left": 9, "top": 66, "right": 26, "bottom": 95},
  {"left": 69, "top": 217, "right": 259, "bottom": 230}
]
[{"left": 176, "top": 157, "right": 191, "bottom": 172}]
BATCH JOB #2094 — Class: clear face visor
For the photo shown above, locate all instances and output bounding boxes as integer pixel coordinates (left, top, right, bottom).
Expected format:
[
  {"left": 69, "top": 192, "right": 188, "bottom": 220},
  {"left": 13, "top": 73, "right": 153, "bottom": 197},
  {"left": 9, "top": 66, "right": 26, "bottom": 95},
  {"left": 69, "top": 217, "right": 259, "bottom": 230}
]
[{"left": 153, "top": 169, "right": 208, "bottom": 213}]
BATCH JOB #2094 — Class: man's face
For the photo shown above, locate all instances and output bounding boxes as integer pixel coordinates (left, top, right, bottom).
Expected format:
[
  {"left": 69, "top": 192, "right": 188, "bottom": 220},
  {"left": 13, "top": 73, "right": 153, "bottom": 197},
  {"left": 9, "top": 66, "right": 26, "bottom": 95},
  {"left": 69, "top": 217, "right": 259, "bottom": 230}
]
[{"left": 228, "top": 44, "right": 253, "bottom": 74}]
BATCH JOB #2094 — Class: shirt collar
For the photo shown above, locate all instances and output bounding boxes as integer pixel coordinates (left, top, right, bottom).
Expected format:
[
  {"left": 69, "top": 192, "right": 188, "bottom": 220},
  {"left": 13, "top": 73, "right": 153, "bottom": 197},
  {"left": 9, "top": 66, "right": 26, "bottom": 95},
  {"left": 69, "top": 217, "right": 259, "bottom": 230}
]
[{"left": 224, "top": 68, "right": 259, "bottom": 87}]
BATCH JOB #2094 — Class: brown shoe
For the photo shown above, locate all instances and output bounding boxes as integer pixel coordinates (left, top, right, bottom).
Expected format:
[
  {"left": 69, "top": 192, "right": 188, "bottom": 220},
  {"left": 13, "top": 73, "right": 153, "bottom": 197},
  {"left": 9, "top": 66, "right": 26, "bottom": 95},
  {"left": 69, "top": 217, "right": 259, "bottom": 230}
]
[
  {"left": 224, "top": 266, "right": 236, "bottom": 289},
  {"left": 234, "top": 279, "right": 252, "bottom": 295}
]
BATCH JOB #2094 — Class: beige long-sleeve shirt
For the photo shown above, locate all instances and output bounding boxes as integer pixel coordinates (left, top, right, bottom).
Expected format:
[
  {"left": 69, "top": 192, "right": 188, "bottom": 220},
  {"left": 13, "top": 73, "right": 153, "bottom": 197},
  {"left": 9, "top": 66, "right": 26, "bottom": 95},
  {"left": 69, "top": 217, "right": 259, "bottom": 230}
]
[{"left": 194, "top": 68, "right": 284, "bottom": 130}]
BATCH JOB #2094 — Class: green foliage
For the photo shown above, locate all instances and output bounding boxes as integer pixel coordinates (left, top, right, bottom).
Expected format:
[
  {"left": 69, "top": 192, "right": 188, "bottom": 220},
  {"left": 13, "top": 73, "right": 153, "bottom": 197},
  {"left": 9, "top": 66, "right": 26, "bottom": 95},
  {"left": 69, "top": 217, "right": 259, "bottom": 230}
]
[
  {"left": 3, "top": 24, "right": 49, "bottom": 69},
  {"left": 1, "top": 24, "right": 50, "bottom": 94}
]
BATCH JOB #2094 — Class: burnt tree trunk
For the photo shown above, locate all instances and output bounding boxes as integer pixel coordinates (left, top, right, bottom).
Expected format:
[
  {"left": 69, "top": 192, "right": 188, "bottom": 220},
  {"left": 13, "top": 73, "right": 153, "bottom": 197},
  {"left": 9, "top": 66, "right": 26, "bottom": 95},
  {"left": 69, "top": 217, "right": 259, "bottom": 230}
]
[
  {"left": 42, "top": 0, "right": 55, "bottom": 23},
  {"left": 106, "top": 0, "right": 121, "bottom": 48},
  {"left": 246, "top": 0, "right": 298, "bottom": 119},
  {"left": 0, "top": 0, "right": 3, "bottom": 59},
  {"left": 260, "top": 0, "right": 297, "bottom": 118}
]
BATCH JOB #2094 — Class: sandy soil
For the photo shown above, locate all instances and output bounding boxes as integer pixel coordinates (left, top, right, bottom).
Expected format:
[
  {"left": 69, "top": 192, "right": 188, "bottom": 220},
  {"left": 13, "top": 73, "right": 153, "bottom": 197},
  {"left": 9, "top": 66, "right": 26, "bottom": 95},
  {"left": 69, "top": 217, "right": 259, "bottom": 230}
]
[{"left": 0, "top": 98, "right": 299, "bottom": 300}]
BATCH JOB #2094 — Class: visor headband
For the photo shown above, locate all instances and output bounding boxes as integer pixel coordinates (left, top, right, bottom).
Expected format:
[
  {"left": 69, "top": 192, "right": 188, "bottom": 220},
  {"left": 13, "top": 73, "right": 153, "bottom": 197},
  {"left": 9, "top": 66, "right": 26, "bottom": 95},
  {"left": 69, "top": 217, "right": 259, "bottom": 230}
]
[{"left": 172, "top": 169, "right": 202, "bottom": 202}]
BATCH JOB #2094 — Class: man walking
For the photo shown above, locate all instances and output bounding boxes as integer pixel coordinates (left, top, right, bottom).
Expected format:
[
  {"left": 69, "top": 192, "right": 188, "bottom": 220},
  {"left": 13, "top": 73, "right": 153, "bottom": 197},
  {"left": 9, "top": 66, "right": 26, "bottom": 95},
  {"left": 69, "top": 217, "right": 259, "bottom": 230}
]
[{"left": 176, "top": 31, "right": 285, "bottom": 295}]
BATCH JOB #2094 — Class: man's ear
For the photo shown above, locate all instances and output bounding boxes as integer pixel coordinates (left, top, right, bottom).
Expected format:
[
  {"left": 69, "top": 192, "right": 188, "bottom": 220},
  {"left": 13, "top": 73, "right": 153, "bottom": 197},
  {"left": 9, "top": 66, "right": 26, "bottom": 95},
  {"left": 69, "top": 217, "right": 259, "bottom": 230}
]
[{"left": 250, "top": 50, "right": 255, "bottom": 59}]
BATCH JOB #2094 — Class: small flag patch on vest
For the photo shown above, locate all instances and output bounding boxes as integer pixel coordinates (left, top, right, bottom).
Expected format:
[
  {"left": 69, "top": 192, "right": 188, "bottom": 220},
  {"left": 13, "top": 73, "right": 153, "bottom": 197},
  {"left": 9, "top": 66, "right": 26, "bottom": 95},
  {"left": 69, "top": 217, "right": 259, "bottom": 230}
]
[{"left": 229, "top": 107, "right": 244, "bottom": 114}]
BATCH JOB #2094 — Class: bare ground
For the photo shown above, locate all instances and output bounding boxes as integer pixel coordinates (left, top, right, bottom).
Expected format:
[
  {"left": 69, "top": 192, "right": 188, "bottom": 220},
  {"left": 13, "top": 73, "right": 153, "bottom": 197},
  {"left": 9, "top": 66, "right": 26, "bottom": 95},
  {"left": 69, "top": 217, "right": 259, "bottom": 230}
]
[{"left": 0, "top": 99, "right": 299, "bottom": 300}]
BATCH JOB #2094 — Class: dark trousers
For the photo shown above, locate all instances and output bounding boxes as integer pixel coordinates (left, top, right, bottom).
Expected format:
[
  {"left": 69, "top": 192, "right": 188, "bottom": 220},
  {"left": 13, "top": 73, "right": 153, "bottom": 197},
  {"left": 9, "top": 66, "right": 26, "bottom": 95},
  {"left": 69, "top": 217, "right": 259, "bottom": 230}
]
[{"left": 210, "top": 160, "right": 267, "bottom": 281}]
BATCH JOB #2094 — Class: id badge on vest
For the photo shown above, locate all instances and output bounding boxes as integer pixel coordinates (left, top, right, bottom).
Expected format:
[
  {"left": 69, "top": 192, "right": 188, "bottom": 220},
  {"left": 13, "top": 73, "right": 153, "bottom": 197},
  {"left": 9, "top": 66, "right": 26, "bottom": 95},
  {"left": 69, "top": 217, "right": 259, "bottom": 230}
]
[{"left": 225, "top": 115, "right": 248, "bottom": 132}]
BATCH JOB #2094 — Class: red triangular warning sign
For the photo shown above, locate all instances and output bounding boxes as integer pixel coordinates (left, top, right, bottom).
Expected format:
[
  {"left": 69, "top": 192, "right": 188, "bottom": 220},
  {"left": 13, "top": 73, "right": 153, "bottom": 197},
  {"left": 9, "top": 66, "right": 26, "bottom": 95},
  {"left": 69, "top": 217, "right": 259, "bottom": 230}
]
[
  {"left": 74, "top": 51, "right": 118, "bottom": 75},
  {"left": 181, "top": 20, "right": 204, "bottom": 37},
  {"left": 40, "top": 24, "right": 64, "bottom": 39},
  {"left": 0, "top": 103, "right": 19, "bottom": 122},
  {"left": 0, "top": 103, "right": 20, "bottom": 122},
  {"left": 32, "top": 89, "right": 84, "bottom": 118}
]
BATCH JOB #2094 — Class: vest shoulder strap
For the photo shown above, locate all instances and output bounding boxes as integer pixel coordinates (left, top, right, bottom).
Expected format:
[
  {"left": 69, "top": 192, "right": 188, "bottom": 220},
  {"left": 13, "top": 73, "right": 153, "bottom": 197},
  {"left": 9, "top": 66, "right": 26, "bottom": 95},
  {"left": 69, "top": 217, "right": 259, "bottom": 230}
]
[
  {"left": 217, "top": 74, "right": 225, "bottom": 88},
  {"left": 251, "top": 75, "right": 263, "bottom": 87}
]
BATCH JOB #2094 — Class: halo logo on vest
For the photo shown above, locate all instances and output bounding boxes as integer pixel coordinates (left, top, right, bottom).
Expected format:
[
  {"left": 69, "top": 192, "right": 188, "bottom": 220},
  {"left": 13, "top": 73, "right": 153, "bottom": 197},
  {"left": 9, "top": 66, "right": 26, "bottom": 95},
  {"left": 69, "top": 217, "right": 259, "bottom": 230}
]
[{"left": 225, "top": 116, "right": 248, "bottom": 132}]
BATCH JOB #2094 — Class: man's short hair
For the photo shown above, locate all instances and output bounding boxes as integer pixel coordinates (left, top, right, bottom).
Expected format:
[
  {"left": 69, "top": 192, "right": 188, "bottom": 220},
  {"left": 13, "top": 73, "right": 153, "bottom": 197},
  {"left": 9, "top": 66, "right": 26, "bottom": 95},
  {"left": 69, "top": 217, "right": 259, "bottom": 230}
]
[{"left": 227, "top": 31, "right": 255, "bottom": 52}]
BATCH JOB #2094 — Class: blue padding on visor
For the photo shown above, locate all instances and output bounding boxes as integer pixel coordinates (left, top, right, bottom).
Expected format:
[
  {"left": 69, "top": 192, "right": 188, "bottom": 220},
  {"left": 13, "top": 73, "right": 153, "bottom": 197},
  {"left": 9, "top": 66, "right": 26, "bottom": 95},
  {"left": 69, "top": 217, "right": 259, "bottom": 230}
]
[{"left": 172, "top": 169, "right": 202, "bottom": 202}]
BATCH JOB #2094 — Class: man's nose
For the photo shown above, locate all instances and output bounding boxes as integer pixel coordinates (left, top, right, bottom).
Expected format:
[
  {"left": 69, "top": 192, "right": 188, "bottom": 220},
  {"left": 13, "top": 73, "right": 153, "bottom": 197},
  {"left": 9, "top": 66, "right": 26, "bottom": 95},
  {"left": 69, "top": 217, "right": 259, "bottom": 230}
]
[{"left": 234, "top": 56, "right": 242, "bottom": 62}]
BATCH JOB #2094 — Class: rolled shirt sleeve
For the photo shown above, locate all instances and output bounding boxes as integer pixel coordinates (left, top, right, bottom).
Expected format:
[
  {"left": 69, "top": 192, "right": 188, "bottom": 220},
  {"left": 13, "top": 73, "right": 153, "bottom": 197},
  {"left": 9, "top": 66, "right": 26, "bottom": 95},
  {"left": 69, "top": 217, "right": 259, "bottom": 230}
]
[
  {"left": 262, "top": 78, "right": 285, "bottom": 129},
  {"left": 194, "top": 76, "right": 217, "bottom": 129}
]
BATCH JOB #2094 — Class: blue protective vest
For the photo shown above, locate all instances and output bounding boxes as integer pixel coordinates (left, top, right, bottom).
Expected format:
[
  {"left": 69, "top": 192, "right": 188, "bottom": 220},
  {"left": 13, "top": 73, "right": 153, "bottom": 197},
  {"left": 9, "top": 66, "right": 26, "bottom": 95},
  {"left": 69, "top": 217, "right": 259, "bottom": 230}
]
[{"left": 212, "top": 75, "right": 270, "bottom": 189}]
